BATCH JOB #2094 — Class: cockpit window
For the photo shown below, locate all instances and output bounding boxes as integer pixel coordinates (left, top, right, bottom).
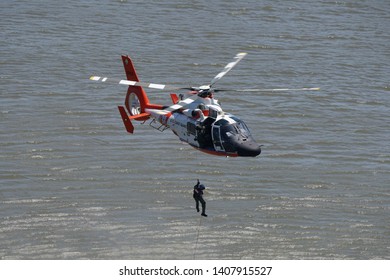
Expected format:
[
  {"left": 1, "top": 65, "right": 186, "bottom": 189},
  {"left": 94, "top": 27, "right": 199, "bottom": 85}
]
[
  {"left": 234, "top": 122, "right": 251, "bottom": 138},
  {"left": 221, "top": 125, "right": 237, "bottom": 137},
  {"left": 214, "top": 116, "right": 252, "bottom": 139},
  {"left": 229, "top": 116, "right": 252, "bottom": 138}
]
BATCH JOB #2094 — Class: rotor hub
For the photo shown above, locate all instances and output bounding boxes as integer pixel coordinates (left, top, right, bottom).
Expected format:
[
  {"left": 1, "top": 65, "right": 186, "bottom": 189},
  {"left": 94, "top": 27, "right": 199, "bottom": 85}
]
[
  {"left": 199, "top": 85, "right": 211, "bottom": 91},
  {"left": 198, "top": 85, "right": 212, "bottom": 97}
]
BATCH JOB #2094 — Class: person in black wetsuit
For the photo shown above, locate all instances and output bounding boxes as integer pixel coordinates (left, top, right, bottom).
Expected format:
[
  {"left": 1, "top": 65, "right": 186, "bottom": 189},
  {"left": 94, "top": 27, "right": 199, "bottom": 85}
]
[{"left": 193, "top": 179, "right": 207, "bottom": 217}]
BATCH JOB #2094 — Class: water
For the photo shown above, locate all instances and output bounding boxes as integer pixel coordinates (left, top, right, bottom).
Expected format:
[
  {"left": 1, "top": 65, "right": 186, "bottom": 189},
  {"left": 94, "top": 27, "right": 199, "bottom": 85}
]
[{"left": 1, "top": 0, "right": 389, "bottom": 259}]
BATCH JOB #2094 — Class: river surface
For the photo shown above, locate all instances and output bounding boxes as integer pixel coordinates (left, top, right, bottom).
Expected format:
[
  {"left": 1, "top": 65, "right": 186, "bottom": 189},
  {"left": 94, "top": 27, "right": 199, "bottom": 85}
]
[{"left": 1, "top": 0, "right": 389, "bottom": 259}]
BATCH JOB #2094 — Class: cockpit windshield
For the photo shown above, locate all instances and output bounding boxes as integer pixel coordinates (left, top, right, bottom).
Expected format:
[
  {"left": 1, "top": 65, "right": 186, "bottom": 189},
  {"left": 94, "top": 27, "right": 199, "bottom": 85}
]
[
  {"left": 211, "top": 114, "right": 259, "bottom": 155},
  {"left": 215, "top": 115, "right": 252, "bottom": 139},
  {"left": 233, "top": 121, "right": 251, "bottom": 138}
]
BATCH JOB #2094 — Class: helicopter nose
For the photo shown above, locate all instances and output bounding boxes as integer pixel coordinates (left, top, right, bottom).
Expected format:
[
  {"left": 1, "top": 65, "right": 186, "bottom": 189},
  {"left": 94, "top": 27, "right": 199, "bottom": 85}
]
[{"left": 237, "top": 140, "right": 262, "bottom": 157}]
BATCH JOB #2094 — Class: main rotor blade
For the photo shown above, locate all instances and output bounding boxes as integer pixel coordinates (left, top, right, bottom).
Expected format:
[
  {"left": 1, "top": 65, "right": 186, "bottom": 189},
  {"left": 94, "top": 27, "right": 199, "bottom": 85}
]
[
  {"left": 89, "top": 76, "right": 185, "bottom": 91},
  {"left": 239, "top": 87, "right": 320, "bottom": 92},
  {"left": 163, "top": 94, "right": 199, "bottom": 112},
  {"left": 210, "top": 52, "right": 247, "bottom": 87}
]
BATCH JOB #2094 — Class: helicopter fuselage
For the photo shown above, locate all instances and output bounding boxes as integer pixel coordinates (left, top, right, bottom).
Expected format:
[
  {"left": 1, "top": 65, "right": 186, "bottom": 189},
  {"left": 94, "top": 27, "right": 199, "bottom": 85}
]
[
  {"left": 91, "top": 53, "right": 318, "bottom": 157},
  {"left": 146, "top": 95, "right": 261, "bottom": 157}
]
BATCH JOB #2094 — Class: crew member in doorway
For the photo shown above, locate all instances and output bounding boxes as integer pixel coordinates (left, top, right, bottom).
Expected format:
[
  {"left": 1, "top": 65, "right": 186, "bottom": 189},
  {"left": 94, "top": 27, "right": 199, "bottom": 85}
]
[{"left": 193, "top": 179, "right": 207, "bottom": 217}]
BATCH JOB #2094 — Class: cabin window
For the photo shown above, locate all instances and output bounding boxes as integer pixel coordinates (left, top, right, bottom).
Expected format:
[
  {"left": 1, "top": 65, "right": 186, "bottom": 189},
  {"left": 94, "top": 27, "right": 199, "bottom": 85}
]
[{"left": 187, "top": 122, "right": 197, "bottom": 135}]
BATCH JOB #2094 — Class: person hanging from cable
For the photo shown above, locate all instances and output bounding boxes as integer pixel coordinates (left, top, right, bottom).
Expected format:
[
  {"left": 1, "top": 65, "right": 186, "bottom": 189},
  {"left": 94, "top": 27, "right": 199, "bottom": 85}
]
[{"left": 193, "top": 179, "right": 207, "bottom": 217}]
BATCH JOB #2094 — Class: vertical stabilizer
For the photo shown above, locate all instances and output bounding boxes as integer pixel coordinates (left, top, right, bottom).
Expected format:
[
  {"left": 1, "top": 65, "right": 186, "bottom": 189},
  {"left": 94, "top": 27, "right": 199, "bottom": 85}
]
[
  {"left": 122, "top": 55, "right": 140, "bottom": 82},
  {"left": 118, "top": 55, "right": 164, "bottom": 133}
]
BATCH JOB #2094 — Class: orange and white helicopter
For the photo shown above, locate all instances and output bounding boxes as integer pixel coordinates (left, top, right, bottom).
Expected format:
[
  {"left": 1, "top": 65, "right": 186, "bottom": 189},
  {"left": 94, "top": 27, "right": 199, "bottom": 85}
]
[{"left": 90, "top": 53, "right": 319, "bottom": 157}]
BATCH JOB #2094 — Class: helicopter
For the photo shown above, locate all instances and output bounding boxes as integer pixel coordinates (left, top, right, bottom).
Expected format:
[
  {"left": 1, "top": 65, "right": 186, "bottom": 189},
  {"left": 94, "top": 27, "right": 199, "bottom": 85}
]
[{"left": 90, "top": 53, "right": 319, "bottom": 157}]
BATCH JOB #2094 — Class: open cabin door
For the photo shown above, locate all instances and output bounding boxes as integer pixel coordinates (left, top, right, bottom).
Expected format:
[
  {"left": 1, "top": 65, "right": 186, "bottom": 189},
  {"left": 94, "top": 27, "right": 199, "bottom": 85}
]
[{"left": 212, "top": 125, "right": 225, "bottom": 152}]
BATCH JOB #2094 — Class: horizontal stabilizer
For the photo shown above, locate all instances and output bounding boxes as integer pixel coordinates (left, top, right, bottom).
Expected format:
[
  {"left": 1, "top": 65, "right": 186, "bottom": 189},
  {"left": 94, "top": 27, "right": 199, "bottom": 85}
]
[{"left": 129, "top": 112, "right": 150, "bottom": 121}]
